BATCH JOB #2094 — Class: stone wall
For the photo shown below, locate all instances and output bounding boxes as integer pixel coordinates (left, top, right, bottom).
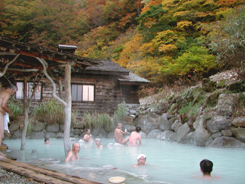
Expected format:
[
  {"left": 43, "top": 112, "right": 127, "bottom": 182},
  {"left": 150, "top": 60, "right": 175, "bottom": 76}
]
[{"left": 6, "top": 89, "right": 245, "bottom": 149}]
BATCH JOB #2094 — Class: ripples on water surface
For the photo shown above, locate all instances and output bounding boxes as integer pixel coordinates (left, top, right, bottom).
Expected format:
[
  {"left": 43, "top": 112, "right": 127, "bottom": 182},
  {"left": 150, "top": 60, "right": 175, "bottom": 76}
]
[{"left": 4, "top": 138, "right": 245, "bottom": 184}]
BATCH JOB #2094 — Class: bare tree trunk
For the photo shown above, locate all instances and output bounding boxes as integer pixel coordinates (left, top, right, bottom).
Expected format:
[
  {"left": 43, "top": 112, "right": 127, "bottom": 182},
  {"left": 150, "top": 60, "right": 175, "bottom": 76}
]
[
  {"left": 21, "top": 78, "right": 28, "bottom": 150},
  {"left": 20, "top": 74, "right": 43, "bottom": 150},
  {"left": 64, "top": 64, "right": 71, "bottom": 156}
]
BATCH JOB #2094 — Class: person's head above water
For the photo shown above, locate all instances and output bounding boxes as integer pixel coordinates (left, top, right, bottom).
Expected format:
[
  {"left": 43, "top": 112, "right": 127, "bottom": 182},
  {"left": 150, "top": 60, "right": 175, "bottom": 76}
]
[
  {"left": 137, "top": 154, "right": 146, "bottom": 165},
  {"left": 200, "top": 159, "right": 213, "bottom": 176},
  {"left": 44, "top": 138, "right": 49, "bottom": 144},
  {"left": 136, "top": 126, "right": 141, "bottom": 133},
  {"left": 72, "top": 143, "right": 80, "bottom": 153}
]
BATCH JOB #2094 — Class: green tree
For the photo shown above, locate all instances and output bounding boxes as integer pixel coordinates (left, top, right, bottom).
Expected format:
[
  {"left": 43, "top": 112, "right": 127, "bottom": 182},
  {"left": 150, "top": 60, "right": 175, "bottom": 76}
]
[{"left": 209, "top": 5, "right": 245, "bottom": 79}]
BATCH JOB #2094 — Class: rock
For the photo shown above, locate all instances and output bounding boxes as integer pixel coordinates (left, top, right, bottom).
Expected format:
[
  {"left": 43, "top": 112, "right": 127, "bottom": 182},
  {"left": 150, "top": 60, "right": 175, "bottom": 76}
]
[
  {"left": 139, "top": 131, "right": 147, "bottom": 138},
  {"left": 30, "top": 132, "right": 45, "bottom": 139},
  {"left": 193, "top": 116, "right": 205, "bottom": 130},
  {"left": 134, "top": 115, "right": 159, "bottom": 134},
  {"left": 232, "top": 117, "right": 245, "bottom": 127},
  {"left": 107, "top": 131, "right": 114, "bottom": 138},
  {"left": 171, "top": 120, "right": 182, "bottom": 132},
  {"left": 159, "top": 113, "right": 174, "bottom": 131},
  {"left": 9, "top": 123, "right": 21, "bottom": 132},
  {"left": 208, "top": 136, "right": 245, "bottom": 148},
  {"left": 186, "top": 132, "right": 196, "bottom": 144},
  {"left": 56, "top": 132, "right": 64, "bottom": 138},
  {"left": 99, "top": 128, "right": 108, "bottom": 137},
  {"left": 92, "top": 127, "right": 101, "bottom": 137},
  {"left": 124, "top": 125, "right": 136, "bottom": 132},
  {"left": 221, "top": 129, "right": 232, "bottom": 137},
  {"left": 217, "top": 94, "right": 236, "bottom": 116},
  {"left": 45, "top": 132, "right": 57, "bottom": 138},
  {"left": 160, "top": 130, "right": 174, "bottom": 140},
  {"left": 129, "top": 109, "right": 137, "bottom": 115},
  {"left": 11, "top": 129, "right": 22, "bottom": 139},
  {"left": 74, "top": 129, "right": 81, "bottom": 135},
  {"left": 122, "top": 116, "right": 134, "bottom": 125},
  {"left": 205, "top": 91, "right": 220, "bottom": 107},
  {"left": 206, "top": 132, "right": 222, "bottom": 146},
  {"left": 176, "top": 123, "right": 191, "bottom": 143},
  {"left": 31, "top": 121, "right": 46, "bottom": 132},
  {"left": 147, "top": 129, "right": 161, "bottom": 138},
  {"left": 206, "top": 119, "right": 230, "bottom": 134},
  {"left": 46, "top": 123, "right": 59, "bottom": 132},
  {"left": 194, "top": 127, "right": 210, "bottom": 146},
  {"left": 230, "top": 128, "right": 245, "bottom": 142}
]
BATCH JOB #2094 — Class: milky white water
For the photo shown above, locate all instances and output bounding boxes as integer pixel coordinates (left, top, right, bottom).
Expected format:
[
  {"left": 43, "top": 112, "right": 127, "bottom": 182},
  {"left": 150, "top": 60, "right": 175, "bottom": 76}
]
[{"left": 4, "top": 138, "right": 245, "bottom": 184}]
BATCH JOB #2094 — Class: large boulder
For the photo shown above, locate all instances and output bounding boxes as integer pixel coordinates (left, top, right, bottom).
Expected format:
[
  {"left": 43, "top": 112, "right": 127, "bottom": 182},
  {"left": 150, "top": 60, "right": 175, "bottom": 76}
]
[
  {"left": 56, "top": 132, "right": 64, "bottom": 138},
  {"left": 206, "top": 119, "right": 230, "bottom": 134},
  {"left": 232, "top": 117, "right": 245, "bottom": 127},
  {"left": 230, "top": 128, "right": 245, "bottom": 142},
  {"left": 147, "top": 129, "right": 161, "bottom": 138},
  {"left": 11, "top": 129, "right": 22, "bottom": 139},
  {"left": 139, "top": 131, "right": 147, "bottom": 138},
  {"left": 217, "top": 94, "right": 236, "bottom": 116},
  {"left": 124, "top": 125, "right": 136, "bottom": 132},
  {"left": 208, "top": 136, "right": 245, "bottom": 148},
  {"left": 221, "top": 129, "right": 233, "bottom": 137},
  {"left": 9, "top": 123, "right": 21, "bottom": 132},
  {"left": 122, "top": 116, "right": 134, "bottom": 125},
  {"left": 159, "top": 113, "right": 174, "bottom": 131},
  {"left": 45, "top": 132, "right": 57, "bottom": 138},
  {"left": 176, "top": 123, "right": 191, "bottom": 143},
  {"left": 194, "top": 127, "right": 210, "bottom": 146},
  {"left": 31, "top": 121, "right": 46, "bottom": 132},
  {"left": 206, "top": 132, "right": 222, "bottom": 146},
  {"left": 134, "top": 115, "right": 159, "bottom": 134},
  {"left": 160, "top": 130, "right": 177, "bottom": 142},
  {"left": 30, "top": 131, "right": 45, "bottom": 139},
  {"left": 172, "top": 119, "right": 182, "bottom": 132},
  {"left": 46, "top": 123, "right": 59, "bottom": 132},
  {"left": 107, "top": 131, "right": 114, "bottom": 138}
]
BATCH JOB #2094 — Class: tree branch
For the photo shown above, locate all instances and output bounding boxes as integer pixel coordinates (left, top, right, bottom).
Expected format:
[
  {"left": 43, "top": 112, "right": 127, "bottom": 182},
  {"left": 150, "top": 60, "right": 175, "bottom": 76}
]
[
  {"left": 0, "top": 54, "right": 20, "bottom": 77},
  {"left": 36, "top": 57, "right": 67, "bottom": 106}
]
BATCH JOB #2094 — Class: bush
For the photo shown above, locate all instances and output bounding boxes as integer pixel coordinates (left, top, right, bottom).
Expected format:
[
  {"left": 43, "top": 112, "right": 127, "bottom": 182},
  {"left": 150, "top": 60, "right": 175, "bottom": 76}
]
[
  {"left": 82, "top": 111, "right": 113, "bottom": 132},
  {"left": 33, "top": 98, "right": 78, "bottom": 124}
]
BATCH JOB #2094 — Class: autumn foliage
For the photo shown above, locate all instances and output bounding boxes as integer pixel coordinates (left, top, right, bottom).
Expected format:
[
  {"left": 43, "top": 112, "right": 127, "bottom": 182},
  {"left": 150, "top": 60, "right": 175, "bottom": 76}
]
[{"left": 0, "top": 0, "right": 244, "bottom": 87}]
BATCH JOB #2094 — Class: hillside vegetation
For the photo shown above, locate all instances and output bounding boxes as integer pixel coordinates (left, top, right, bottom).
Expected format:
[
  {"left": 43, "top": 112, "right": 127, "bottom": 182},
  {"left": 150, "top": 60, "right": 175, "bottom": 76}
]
[{"left": 1, "top": 0, "right": 244, "bottom": 89}]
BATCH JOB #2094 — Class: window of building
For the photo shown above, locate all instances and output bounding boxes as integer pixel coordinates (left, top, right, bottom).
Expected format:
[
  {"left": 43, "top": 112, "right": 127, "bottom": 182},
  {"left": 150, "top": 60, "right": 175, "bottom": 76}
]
[
  {"left": 16, "top": 82, "right": 42, "bottom": 100},
  {"left": 71, "top": 84, "right": 94, "bottom": 102}
]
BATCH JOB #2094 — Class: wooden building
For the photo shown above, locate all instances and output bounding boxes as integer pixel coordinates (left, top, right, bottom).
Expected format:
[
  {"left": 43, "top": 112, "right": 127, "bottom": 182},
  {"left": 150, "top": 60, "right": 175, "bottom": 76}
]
[{"left": 0, "top": 37, "right": 149, "bottom": 116}]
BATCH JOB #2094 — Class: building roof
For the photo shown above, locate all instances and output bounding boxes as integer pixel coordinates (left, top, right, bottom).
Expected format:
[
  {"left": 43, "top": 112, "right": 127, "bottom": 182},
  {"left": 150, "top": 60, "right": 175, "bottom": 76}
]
[
  {"left": 118, "top": 72, "right": 150, "bottom": 85},
  {"left": 83, "top": 59, "right": 129, "bottom": 75}
]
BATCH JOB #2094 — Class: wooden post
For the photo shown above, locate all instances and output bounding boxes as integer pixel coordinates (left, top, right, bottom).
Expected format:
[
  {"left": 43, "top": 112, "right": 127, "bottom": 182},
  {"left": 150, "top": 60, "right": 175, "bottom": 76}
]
[
  {"left": 21, "top": 77, "right": 29, "bottom": 150},
  {"left": 64, "top": 63, "right": 71, "bottom": 156}
]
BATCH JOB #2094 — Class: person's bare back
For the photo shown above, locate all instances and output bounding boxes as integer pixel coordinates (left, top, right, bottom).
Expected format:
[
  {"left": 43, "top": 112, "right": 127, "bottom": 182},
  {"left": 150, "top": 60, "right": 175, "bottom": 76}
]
[{"left": 128, "top": 127, "right": 142, "bottom": 146}]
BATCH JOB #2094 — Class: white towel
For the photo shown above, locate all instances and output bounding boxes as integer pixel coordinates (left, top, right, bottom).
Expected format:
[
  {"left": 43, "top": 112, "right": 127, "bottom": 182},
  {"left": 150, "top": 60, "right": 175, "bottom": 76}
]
[{"left": 3, "top": 113, "right": 10, "bottom": 133}]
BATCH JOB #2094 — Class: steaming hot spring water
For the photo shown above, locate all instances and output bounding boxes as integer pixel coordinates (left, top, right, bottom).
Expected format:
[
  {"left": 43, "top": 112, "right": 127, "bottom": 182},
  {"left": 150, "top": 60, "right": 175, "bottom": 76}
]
[{"left": 4, "top": 138, "right": 245, "bottom": 184}]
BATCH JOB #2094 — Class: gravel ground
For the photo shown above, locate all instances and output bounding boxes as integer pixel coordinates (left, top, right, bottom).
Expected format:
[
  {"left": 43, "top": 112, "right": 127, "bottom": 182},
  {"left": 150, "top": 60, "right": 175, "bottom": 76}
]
[{"left": 0, "top": 166, "right": 42, "bottom": 184}]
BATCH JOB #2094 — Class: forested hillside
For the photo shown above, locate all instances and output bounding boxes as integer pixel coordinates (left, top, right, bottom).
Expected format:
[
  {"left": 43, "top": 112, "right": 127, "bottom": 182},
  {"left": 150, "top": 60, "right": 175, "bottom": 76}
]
[{"left": 1, "top": 0, "right": 244, "bottom": 89}]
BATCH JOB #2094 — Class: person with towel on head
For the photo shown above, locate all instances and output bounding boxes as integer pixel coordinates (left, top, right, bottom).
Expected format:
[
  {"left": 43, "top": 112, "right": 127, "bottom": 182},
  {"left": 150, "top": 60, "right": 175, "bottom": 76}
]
[{"left": 133, "top": 154, "right": 147, "bottom": 167}]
